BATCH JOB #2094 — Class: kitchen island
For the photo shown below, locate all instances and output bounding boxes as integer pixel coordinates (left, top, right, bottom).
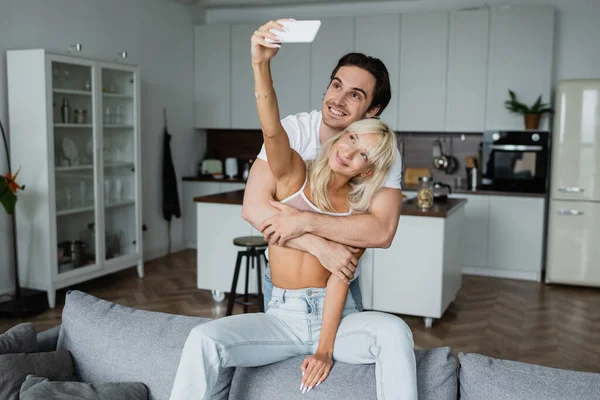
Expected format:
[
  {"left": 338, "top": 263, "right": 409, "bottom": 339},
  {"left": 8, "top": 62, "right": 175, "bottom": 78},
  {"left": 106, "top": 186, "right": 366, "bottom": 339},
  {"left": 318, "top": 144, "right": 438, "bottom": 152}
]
[{"left": 194, "top": 190, "right": 467, "bottom": 328}]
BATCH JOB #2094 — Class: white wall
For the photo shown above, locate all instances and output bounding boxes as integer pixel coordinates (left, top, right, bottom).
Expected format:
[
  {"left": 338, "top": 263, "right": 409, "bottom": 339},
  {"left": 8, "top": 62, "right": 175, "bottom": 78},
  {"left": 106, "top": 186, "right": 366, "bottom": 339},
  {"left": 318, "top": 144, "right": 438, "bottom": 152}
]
[
  {"left": 0, "top": 0, "right": 203, "bottom": 294},
  {"left": 205, "top": 0, "right": 600, "bottom": 82}
]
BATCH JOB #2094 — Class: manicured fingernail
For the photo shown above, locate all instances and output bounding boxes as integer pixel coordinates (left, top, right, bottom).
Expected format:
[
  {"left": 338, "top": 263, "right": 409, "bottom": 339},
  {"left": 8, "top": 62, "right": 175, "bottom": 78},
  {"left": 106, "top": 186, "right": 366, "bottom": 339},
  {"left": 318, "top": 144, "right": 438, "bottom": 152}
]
[
  {"left": 316, "top": 382, "right": 320, "bottom": 387},
  {"left": 302, "top": 386, "right": 307, "bottom": 394},
  {"left": 300, "top": 383, "right": 304, "bottom": 391},
  {"left": 302, "top": 371, "right": 305, "bottom": 377},
  {"left": 307, "top": 386, "right": 313, "bottom": 393},
  {"left": 273, "top": 44, "right": 281, "bottom": 48}
]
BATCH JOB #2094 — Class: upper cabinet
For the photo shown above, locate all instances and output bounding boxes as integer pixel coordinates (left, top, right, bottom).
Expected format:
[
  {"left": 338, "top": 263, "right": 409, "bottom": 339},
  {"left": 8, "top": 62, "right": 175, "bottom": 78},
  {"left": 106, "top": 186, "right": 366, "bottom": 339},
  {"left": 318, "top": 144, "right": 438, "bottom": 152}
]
[
  {"left": 446, "top": 9, "right": 490, "bottom": 132},
  {"left": 355, "top": 15, "right": 401, "bottom": 131},
  {"left": 485, "top": 6, "right": 555, "bottom": 131},
  {"left": 231, "top": 23, "right": 261, "bottom": 130},
  {"left": 398, "top": 12, "right": 449, "bottom": 131},
  {"left": 194, "top": 25, "right": 231, "bottom": 129},
  {"left": 270, "top": 38, "right": 311, "bottom": 119},
  {"left": 194, "top": 6, "right": 555, "bottom": 132},
  {"left": 310, "top": 17, "right": 354, "bottom": 111}
]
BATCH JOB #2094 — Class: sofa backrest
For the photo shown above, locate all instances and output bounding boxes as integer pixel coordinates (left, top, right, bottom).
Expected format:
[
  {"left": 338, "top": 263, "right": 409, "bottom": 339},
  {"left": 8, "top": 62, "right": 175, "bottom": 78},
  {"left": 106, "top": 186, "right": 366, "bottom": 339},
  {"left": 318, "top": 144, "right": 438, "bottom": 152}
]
[
  {"left": 56, "top": 290, "right": 214, "bottom": 400},
  {"left": 55, "top": 290, "right": 460, "bottom": 400}
]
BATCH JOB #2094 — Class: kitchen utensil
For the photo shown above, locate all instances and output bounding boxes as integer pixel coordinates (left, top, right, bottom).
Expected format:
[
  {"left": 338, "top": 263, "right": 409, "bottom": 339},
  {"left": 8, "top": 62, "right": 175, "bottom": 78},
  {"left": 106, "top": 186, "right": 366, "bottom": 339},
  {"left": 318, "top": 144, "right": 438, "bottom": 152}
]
[
  {"left": 225, "top": 157, "right": 238, "bottom": 179},
  {"left": 404, "top": 168, "right": 431, "bottom": 185},
  {"left": 201, "top": 159, "right": 223, "bottom": 174},
  {"left": 432, "top": 139, "right": 448, "bottom": 170},
  {"left": 444, "top": 137, "right": 459, "bottom": 174},
  {"left": 433, "top": 181, "right": 452, "bottom": 202},
  {"left": 69, "top": 240, "right": 88, "bottom": 267}
]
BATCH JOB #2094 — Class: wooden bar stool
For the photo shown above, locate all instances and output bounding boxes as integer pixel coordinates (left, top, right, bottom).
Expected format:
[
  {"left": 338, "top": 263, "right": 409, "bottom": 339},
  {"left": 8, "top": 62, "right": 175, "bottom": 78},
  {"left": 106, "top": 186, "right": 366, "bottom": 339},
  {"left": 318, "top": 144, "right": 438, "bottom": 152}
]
[{"left": 226, "top": 236, "right": 268, "bottom": 316}]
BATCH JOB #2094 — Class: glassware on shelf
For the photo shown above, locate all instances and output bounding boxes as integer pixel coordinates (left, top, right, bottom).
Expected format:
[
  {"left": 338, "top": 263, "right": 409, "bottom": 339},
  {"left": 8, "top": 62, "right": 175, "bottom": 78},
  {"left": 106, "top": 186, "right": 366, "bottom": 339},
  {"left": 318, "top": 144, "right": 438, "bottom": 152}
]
[
  {"left": 114, "top": 178, "right": 123, "bottom": 202},
  {"left": 63, "top": 69, "right": 70, "bottom": 90},
  {"left": 114, "top": 105, "right": 123, "bottom": 125},
  {"left": 104, "top": 179, "right": 112, "bottom": 205},
  {"left": 104, "top": 106, "right": 111, "bottom": 124}
]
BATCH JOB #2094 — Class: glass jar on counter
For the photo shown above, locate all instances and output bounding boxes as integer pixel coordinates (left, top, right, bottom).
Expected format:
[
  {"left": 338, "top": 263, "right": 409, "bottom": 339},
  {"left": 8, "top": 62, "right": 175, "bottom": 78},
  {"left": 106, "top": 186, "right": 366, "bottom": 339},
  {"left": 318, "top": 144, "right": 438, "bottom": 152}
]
[{"left": 417, "top": 176, "right": 434, "bottom": 210}]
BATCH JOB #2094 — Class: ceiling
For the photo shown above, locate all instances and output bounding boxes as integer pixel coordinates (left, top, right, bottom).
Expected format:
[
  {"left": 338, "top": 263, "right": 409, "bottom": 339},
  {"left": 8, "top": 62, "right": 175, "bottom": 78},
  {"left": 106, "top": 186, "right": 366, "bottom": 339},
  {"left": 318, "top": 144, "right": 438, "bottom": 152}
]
[{"left": 172, "top": 0, "right": 419, "bottom": 9}]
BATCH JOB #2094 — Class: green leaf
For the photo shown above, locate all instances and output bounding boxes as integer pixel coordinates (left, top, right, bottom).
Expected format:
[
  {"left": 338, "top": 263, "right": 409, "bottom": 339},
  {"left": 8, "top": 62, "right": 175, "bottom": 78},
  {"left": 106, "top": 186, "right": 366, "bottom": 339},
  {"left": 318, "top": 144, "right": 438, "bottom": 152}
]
[{"left": 0, "top": 178, "right": 17, "bottom": 214}]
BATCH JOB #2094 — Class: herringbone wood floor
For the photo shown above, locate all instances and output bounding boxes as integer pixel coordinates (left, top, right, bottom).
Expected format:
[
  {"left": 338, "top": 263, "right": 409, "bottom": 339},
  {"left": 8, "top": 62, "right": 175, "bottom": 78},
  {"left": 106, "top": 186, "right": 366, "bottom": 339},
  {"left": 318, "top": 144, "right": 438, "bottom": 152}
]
[{"left": 2, "top": 249, "right": 600, "bottom": 373}]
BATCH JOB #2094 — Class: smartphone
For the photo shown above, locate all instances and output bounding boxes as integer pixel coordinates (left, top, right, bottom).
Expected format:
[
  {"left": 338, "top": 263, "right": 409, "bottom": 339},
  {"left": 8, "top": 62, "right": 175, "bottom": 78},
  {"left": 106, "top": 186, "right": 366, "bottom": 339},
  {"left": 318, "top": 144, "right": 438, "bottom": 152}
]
[{"left": 268, "top": 20, "right": 322, "bottom": 43}]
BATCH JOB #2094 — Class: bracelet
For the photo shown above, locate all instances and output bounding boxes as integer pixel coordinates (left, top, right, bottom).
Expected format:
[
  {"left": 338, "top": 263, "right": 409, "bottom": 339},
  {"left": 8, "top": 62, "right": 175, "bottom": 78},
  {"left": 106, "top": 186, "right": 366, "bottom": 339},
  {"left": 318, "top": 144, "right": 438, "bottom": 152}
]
[{"left": 255, "top": 87, "right": 274, "bottom": 99}]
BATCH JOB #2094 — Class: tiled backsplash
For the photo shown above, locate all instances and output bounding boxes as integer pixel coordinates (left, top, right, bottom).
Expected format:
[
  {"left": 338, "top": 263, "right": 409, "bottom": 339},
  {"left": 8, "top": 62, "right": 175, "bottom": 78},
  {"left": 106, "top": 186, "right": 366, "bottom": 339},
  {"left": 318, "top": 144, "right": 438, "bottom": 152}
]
[
  {"left": 204, "top": 129, "right": 482, "bottom": 187},
  {"left": 398, "top": 133, "right": 481, "bottom": 187}
]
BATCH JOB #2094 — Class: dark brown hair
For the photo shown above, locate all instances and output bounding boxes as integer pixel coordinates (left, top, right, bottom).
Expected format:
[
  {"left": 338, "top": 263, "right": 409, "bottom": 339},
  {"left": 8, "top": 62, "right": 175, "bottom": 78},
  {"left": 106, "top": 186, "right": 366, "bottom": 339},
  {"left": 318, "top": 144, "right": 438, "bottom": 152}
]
[{"left": 329, "top": 53, "right": 391, "bottom": 117}]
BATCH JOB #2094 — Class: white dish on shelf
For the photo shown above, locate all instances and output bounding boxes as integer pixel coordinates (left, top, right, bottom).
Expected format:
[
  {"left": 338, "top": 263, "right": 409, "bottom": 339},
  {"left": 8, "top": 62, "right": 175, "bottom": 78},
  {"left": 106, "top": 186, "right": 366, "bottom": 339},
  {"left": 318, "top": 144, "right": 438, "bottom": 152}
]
[{"left": 62, "top": 137, "right": 79, "bottom": 165}]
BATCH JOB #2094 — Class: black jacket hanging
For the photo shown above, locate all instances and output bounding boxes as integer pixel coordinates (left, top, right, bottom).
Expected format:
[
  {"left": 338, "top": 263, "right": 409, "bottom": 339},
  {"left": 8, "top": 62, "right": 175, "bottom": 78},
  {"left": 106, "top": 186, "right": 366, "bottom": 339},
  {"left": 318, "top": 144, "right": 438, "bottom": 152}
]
[{"left": 162, "top": 126, "right": 181, "bottom": 221}]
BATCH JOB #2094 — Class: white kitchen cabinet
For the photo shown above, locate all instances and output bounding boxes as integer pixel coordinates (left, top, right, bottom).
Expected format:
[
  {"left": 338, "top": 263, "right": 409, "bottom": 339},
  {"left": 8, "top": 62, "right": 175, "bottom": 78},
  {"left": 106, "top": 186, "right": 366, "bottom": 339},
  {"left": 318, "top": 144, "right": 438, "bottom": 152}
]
[
  {"left": 398, "top": 12, "right": 449, "bottom": 131},
  {"left": 446, "top": 9, "right": 489, "bottom": 132},
  {"left": 546, "top": 201, "right": 600, "bottom": 286},
  {"left": 550, "top": 80, "right": 600, "bottom": 202},
  {"left": 357, "top": 248, "right": 374, "bottom": 310},
  {"left": 454, "top": 194, "right": 490, "bottom": 271},
  {"left": 7, "top": 49, "right": 143, "bottom": 308},
  {"left": 487, "top": 196, "right": 545, "bottom": 280},
  {"left": 196, "top": 203, "right": 257, "bottom": 295},
  {"left": 183, "top": 181, "right": 246, "bottom": 248},
  {"left": 309, "top": 17, "right": 354, "bottom": 111},
  {"left": 231, "top": 23, "right": 262, "bottom": 129},
  {"left": 355, "top": 15, "right": 401, "bottom": 131},
  {"left": 270, "top": 38, "right": 311, "bottom": 120},
  {"left": 194, "top": 24, "right": 231, "bottom": 128},
  {"left": 485, "top": 6, "right": 555, "bottom": 131},
  {"left": 372, "top": 208, "right": 464, "bottom": 324}
]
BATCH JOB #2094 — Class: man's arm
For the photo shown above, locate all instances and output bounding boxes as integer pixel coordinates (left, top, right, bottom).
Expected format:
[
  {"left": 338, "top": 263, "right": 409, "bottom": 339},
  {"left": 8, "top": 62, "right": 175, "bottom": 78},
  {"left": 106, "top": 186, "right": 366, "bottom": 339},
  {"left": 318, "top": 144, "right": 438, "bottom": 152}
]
[
  {"left": 305, "top": 187, "right": 402, "bottom": 248},
  {"left": 242, "top": 159, "right": 359, "bottom": 282},
  {"left": 261, "top": 187, "right": 402, "bottom": 249}
]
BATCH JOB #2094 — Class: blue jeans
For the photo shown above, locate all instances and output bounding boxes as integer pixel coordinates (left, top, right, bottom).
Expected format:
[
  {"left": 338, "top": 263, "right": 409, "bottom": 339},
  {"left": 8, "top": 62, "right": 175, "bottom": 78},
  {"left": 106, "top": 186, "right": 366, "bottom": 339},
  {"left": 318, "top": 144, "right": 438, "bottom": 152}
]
[
  {"left": 170, "top": 286, "right": 417, "bottom": 399},
  {"left": 263, "top": 264, "right": 364, "bottom": 312}
]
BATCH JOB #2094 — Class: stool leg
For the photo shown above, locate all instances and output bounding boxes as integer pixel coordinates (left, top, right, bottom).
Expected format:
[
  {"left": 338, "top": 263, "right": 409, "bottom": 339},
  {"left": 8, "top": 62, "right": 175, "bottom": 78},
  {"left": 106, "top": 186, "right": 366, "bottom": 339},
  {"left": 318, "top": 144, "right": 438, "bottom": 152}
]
[
  {"left": 227, "top": 252, "right": 244, "bottom": 316},
  {"left": 244, "top": 252, "right": 250, "bottom": 313},
  {"left": 256, "top": 251, "right": 264, "bottom": 312}
]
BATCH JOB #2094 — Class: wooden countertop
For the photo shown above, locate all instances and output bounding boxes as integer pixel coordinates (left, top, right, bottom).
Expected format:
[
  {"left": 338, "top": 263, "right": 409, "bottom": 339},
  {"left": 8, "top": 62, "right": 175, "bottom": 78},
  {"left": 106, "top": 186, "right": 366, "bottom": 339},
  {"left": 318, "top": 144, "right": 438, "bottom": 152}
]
[
  {"left": 401, "top": 183, "right": 546, "bottom": 198},
  {"left": 194, "top": 189, "right": 468, "bottom": 218}
]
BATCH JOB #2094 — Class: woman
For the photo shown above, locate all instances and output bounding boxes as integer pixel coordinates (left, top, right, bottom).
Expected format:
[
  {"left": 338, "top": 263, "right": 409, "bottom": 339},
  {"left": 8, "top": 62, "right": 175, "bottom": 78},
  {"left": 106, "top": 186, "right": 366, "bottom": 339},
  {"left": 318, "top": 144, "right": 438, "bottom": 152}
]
[{"left": 169, "top": 30, "right": 417, "bottom": 400}]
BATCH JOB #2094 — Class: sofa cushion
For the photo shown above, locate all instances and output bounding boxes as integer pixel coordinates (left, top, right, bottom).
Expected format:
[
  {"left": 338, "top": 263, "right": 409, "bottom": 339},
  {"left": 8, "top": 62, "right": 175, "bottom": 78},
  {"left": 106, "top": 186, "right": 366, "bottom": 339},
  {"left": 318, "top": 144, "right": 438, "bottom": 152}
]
[
  {"left": 0, "top": 350, "right": 76, "bottom": 400},
  {"left": 56, "top": 290, "right": 228, "bottom": 400},
  {"left": 230, "top": 347, "right": 458, "bottom": 400},
  {"left": 36, "top": 325, "right": 60, "bottom": 353},
  {"left": 0, "top": 322, "right": 37, "bottom": 354},
  {"left": 20, "top": 375, "right": 148, "bottom": 400},
  {"left": 459, "top": 352, "right": 600, "bottom": 400}
]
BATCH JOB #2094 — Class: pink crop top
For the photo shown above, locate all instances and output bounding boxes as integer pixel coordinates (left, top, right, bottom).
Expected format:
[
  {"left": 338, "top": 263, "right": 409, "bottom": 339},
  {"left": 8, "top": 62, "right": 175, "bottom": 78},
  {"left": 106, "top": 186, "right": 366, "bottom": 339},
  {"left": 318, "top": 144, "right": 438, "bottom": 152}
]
[{"left": 280, "top": 174, "right": 352, "bottom": 216}]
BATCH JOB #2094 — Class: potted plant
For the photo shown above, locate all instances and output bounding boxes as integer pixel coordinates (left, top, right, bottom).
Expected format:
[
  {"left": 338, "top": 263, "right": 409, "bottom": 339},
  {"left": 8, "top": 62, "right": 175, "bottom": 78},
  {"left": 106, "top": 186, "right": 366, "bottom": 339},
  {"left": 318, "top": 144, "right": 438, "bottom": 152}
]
[
  {"left": 504, "top": 90, "right": 553, "bottom": 129},
  {"left": 0, "top": 119, "right": 47, "bottom": 317}
]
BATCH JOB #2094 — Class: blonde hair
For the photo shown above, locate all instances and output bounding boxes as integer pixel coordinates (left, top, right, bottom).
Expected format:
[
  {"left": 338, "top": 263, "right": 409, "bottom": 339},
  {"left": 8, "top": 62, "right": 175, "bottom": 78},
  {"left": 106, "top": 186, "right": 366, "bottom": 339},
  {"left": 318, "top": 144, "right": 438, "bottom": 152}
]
[{"left": 307, "top": 119, "right": 397, "bottom": 213}]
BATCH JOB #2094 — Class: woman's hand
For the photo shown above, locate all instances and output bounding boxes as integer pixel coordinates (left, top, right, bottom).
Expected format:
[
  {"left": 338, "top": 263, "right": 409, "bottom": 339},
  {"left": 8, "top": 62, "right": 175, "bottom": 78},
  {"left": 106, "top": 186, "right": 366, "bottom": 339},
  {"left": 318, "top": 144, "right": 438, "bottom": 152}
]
[
  {"left": 251, "top": 19, "right": 289, "bottom": 65},
  {"left": 300, "top": 352, "right": 333, "bottom": 393}
]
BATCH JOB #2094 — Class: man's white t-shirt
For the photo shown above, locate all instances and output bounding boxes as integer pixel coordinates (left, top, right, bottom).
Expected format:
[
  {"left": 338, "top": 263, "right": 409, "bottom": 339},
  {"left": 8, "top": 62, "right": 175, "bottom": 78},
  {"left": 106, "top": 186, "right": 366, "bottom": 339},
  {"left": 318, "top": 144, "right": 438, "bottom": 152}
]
[
  {"left": 257, "top": 110, "right": 403, "bottom": 189},
  {"left": 256, "top": 110, "right": 403, "bottom": 280}
]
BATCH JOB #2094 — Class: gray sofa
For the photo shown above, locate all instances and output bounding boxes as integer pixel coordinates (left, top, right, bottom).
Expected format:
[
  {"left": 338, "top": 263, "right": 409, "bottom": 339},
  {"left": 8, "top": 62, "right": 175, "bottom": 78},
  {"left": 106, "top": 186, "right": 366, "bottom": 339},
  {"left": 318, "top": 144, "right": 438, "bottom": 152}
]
[{"left": 30, "top": 290, "right": 600, "bottom": 399}]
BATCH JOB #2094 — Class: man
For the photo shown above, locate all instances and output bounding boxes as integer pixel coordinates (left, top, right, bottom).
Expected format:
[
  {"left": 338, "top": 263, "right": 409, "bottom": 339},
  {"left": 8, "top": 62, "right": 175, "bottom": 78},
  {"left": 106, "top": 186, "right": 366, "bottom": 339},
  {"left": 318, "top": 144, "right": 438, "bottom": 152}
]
[{"left": 242, "top": 19, "right": 403, "bottom": 312}]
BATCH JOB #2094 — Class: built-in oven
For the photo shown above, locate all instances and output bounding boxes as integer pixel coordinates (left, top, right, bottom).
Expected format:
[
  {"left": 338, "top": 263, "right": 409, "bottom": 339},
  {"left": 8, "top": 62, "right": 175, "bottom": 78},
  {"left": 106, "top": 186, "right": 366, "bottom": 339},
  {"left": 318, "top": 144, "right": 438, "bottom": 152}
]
[{"left": 481, "top": 130, "right": 550, "bottom": 193}]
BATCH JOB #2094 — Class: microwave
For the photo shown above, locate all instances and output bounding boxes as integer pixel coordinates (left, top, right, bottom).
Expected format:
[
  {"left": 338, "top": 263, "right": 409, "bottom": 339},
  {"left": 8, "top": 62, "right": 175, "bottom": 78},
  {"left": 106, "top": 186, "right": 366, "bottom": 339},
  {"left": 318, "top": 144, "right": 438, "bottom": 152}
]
[{"left": 480, "top": 130, "right": 550, "bottom": 194}]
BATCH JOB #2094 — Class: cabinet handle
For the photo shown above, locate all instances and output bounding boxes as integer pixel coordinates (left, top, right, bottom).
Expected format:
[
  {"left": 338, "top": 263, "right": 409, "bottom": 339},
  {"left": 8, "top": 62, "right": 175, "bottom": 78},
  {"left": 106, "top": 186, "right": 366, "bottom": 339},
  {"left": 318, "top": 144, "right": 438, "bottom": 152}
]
[
  {"left": 557, "top": 209, "right": 584, "bottom": 216},
  {"left": 558, "top": 186, "right": 585, "bottom": 193}
]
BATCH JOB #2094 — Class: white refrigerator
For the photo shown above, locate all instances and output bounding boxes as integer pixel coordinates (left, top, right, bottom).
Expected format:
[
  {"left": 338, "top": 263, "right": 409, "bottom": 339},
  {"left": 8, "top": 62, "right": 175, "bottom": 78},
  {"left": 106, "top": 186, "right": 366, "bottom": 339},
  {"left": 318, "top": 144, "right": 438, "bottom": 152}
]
[{"left": 545, "top": 79, "right": 600, "bottom": 287}]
